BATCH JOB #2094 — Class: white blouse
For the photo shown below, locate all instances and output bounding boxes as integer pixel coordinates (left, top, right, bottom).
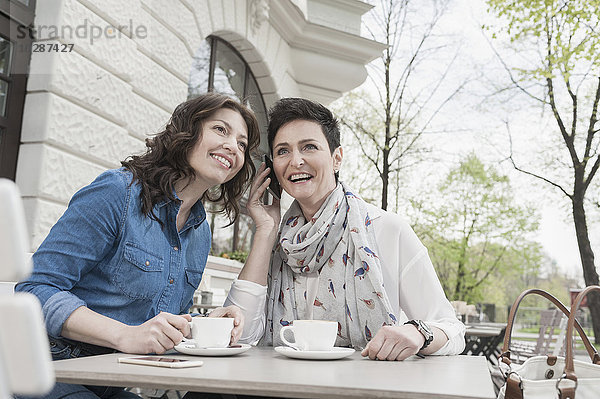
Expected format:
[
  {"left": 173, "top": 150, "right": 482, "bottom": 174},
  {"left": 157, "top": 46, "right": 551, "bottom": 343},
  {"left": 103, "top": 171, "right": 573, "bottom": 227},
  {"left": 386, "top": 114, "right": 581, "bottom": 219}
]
[{"left": 225, "top": 203, "right": 466, "bottom": 355}]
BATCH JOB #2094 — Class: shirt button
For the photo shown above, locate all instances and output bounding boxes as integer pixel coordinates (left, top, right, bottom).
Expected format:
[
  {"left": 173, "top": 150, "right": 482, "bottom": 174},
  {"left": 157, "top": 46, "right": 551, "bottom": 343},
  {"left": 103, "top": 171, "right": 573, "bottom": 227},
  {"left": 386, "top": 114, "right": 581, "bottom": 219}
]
[
  {"left": 145, "top": 261, "right": 150, "bottom": 266},
  {"left": 169, "top": 279, "right": 174, "bottom": 284},
  {"left": 173, "top": 246, "right": 179, "bottom": 251}
]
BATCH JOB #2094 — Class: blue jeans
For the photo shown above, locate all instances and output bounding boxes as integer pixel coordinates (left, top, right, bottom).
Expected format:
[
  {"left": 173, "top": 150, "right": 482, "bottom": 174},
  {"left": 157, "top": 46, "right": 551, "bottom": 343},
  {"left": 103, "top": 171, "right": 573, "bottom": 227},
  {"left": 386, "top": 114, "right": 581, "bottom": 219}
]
[
  {"left": 27, "top": 384, "right": 142, "bottom": 399},
  {"left": 17, "top": 337, "right": 141, "bottom": 399}
]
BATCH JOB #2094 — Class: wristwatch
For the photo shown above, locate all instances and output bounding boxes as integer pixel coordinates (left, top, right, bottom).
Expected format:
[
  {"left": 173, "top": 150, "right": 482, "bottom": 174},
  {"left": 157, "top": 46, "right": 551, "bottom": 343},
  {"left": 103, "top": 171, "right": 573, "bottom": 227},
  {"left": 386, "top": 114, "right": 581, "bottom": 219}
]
[{"left": 404, "top": 319, "right": 434, "bottom": 350}]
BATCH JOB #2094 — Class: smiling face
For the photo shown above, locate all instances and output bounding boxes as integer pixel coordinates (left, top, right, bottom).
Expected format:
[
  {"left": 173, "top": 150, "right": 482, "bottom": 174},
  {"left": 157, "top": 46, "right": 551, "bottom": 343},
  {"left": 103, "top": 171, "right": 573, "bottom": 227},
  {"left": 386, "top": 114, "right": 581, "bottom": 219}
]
[
  {"left": 188, "top": 107, "right": 249, "bottom": 189},
  {"left": 272, "top": 119, "right": 342, "bottom": 215}
]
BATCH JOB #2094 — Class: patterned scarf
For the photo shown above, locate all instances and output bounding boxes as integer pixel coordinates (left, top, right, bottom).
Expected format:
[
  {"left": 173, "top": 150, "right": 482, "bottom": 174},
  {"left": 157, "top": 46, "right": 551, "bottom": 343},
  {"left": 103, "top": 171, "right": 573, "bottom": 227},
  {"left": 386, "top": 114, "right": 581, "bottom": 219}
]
[{"left": 261, "top": 182, "right": 397, "bottom": 349}]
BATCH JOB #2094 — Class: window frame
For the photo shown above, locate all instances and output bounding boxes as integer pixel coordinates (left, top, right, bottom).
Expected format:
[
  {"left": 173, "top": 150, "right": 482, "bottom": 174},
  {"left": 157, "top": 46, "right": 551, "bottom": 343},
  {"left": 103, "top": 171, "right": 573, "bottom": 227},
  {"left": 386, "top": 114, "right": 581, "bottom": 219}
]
[
  {"left": 203, "top": 35, "right": 268, "bottom": 252},
  {"left": 0, "top": 0, "right": 35, "bottom": 180}
]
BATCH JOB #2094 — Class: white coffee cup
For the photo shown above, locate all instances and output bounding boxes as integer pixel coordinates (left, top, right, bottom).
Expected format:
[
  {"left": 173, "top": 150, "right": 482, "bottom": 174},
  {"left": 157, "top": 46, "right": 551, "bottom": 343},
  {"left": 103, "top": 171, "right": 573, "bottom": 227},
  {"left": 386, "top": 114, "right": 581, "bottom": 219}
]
[
  {"left": 186, "top": 317, "right": 234, "bottom": 348},
  {"left": 280, "top": 320, "right": 337, "bottom": 351}
]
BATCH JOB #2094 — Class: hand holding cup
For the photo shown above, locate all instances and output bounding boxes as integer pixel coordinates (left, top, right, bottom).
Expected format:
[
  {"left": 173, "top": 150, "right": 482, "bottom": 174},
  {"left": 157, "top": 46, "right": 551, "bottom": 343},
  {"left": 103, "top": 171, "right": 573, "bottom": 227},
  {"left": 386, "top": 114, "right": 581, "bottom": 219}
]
[
  {"left": 208, "top": 305, "right": 244, "bottom": 344},
  {"left": 186, "top": 317, "right": 234, "bottom": 348},
  {"left": 184, "top": 304, "right": 244, "bottom": 349}
]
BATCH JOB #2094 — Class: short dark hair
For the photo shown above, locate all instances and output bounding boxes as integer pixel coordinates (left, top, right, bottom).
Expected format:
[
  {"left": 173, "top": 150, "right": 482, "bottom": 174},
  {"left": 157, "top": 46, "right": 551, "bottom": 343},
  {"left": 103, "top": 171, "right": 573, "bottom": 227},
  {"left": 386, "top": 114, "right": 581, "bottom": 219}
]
[
  {"left": 122, "top": 92, "right": 260, "bottom": 224},
  {"left": 267, "top": 97, "right": 340, "bottom": 155}
]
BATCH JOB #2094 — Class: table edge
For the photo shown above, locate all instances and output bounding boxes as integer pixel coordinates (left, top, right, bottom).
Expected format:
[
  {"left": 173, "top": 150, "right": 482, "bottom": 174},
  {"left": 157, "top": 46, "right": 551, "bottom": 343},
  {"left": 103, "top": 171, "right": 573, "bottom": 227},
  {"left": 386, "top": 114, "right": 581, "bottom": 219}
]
[{"left": 55, "top": 369, "right": 493, "bottom": 399}]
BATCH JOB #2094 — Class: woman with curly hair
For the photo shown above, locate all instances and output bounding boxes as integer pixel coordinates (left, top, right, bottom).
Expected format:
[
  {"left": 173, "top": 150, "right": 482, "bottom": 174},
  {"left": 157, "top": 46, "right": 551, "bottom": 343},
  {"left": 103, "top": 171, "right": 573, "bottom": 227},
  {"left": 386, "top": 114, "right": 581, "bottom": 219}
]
[{"left": 16, "top": 92, "right": 260, "bottom": 399}]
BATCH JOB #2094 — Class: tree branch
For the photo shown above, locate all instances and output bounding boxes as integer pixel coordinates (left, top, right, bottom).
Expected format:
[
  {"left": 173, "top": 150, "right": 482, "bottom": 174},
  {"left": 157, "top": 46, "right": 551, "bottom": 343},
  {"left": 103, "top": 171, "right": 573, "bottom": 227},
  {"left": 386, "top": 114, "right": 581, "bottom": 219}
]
[
  {"left": 467, "top": 246, "right": 508, "bottom": 291},
  {"left": 345, "top": 121, "right": 383, "bottom": 177},
  {"left": 584, "top": 156, "right": 600, "bottom": 192},
  {"left": 583, "top": 77, "right": 600, "bottom": 181},
  {"left": 547, "top": 77, "right": 581, "bottom": 169},
  {"left": 483, "top": 33, "right": 546, "bottom": 103},
  {"left": 506, "top": 123, "right": 572, "bottom": 198},
  {"left": 565, "top": 78, "right": 578, "bottom": 139}
]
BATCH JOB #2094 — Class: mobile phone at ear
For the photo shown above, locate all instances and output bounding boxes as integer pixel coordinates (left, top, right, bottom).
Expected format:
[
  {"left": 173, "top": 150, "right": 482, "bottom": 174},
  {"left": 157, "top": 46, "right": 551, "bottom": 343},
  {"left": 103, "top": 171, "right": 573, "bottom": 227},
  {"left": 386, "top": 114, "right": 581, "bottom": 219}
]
[
  {"left": 118, "top": 356, "right": 204, "bottom": 368},
  {"left": 263, "top": 155, "right": 281, "bottom": 199}
]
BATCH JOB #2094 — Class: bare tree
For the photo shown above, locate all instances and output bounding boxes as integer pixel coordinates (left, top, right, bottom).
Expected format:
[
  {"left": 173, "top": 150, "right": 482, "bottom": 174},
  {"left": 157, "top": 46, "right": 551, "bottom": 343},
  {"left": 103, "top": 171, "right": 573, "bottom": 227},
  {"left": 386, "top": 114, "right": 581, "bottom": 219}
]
[
  {"left": 486, "top": 0, "right": 600, "bottom": 342},
  {"left": 334, "top": 0, "right": 465, "bottom": 210}
]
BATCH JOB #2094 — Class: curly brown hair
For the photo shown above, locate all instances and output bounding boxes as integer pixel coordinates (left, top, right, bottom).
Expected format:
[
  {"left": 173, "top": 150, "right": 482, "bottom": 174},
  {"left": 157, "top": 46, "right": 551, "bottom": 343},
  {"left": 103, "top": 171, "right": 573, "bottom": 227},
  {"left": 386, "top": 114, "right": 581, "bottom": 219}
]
[{"left": 121, "top": 92, "right": 260, "bottom": 224}]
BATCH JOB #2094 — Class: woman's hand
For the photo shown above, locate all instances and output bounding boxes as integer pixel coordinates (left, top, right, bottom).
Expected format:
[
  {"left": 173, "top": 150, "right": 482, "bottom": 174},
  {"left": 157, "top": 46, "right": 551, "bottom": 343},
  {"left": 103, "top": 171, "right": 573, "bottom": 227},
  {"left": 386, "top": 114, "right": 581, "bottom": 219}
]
[
  {"left": 208, "top": 305, "right": 245, "bottom": 344},
  {"left": 360, "top": 324, "right": 425, "bottom": 361},
  {"left": 118, "top": 312, "right": 192, "bottom": 354},
  {"left": 236, "top": 162, "right": 282, "bottom": 285},
  {"left": 247, "top": 162, "right": 281, "bottom": 237}
]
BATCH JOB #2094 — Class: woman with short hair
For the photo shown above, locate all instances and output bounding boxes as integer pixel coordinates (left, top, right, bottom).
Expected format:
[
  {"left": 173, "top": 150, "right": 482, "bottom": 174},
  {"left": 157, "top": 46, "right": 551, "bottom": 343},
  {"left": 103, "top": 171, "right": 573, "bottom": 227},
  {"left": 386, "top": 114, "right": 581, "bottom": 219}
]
[{"left": 228, "top": 97, "right": 465, "bottom": 360}]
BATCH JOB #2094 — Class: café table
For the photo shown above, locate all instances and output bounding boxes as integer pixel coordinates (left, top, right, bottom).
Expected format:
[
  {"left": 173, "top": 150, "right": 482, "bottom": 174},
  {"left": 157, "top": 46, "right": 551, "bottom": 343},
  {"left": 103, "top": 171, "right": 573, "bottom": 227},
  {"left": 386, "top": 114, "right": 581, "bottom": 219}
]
[
  {"left": 465, "top": 325, "right": 503, "bottom": 338},
  {"left": 463, "top": 324, "right": 506, "bottom": 366},
  {"left": 53, "top": 347, "right": 496, "bottom": 399}
]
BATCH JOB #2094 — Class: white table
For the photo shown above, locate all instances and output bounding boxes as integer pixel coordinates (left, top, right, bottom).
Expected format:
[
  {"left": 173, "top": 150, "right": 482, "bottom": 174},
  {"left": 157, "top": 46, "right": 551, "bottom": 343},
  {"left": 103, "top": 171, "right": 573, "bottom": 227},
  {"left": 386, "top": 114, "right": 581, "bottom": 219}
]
[{"left": 53, "top": 347, "right": 495, "bottom": 399}]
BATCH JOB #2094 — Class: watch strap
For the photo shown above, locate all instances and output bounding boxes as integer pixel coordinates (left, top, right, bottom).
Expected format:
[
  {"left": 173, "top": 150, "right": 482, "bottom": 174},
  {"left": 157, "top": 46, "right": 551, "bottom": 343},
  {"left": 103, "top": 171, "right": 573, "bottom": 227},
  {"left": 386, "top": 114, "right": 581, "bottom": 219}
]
[{"left": 404, "top": 319, "right": 433, "bottom": 350}]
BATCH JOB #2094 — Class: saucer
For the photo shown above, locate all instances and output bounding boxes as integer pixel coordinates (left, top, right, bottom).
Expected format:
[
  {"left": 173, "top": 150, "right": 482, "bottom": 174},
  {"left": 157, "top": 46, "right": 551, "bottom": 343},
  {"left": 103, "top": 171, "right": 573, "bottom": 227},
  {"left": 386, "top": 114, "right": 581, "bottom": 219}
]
[
  {"left": 274, "top": 346, "right": 355, "bottom": 360},
  {"left": 174, "top": 342, "right": 252, "bottom": 356}
]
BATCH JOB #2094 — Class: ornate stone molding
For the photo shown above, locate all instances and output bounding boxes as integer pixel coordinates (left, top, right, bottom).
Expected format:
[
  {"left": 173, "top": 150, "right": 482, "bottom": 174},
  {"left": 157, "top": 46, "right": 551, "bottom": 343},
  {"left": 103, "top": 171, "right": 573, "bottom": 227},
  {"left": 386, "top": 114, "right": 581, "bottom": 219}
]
[
  {"left": 266, "top": 0, "right": 386, "bottom": 100},
  {"left": 249, "top": 0, "right": 270, "bottom": 34},
  {"left": 269, "top": 0, "right": 385, "bottom": 64}
]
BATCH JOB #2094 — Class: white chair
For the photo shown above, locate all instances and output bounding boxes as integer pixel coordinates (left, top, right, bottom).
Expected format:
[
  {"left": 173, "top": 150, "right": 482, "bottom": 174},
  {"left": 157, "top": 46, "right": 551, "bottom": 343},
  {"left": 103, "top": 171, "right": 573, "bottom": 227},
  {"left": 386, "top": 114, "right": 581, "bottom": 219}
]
[
  {"left": 0, "top": 179, "right": 54, "bottom": 398},
  {"left": 0, "top": 282, "right": 16, "bottom": 296}
]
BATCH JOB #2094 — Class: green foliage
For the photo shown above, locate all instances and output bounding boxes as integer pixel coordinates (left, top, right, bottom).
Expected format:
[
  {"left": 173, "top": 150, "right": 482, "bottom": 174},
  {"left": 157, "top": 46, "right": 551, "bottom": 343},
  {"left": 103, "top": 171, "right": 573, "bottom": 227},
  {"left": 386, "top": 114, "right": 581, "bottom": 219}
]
[
  {"left": 411, "top": 153, "right": 541, "bottom": 303},
  {"left": 485, "top": 0, "right": 600, "bottom": 79},
  {"left": 219, "top": 250, "right": 248, "bottom": 263}
]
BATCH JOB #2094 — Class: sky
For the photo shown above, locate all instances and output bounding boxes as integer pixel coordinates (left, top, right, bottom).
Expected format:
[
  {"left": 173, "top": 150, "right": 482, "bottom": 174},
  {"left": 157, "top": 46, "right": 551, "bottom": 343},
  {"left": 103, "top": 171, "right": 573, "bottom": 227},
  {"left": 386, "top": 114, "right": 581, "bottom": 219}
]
[{"left": 349, "top": 0, "right": 598, "bottom": 280}]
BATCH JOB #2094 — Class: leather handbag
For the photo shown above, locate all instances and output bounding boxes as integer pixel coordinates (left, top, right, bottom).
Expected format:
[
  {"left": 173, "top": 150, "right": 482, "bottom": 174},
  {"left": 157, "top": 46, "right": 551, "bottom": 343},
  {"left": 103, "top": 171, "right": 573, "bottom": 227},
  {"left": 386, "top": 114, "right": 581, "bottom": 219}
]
[{"left": 497, "top": 287, "right": 600, "bottom": 399}]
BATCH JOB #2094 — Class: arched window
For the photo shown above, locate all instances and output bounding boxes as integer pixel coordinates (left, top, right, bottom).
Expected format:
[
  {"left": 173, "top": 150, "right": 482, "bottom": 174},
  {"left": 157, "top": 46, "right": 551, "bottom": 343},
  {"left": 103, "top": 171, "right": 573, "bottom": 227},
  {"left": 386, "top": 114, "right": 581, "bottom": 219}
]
[
  {"left": 189, "top": 36, "right": 268, "bottom": 256},
  {"left": 189, "top": 36, "right": 267, "bottom": 146}
]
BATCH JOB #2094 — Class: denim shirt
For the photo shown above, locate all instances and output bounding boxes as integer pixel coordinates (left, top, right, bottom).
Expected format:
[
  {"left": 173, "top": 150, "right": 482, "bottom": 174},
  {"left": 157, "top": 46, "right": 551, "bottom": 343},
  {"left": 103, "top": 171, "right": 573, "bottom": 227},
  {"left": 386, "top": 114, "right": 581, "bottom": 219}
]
[{"left": 16, "top": 168, "right": 211, "bottom": 338}]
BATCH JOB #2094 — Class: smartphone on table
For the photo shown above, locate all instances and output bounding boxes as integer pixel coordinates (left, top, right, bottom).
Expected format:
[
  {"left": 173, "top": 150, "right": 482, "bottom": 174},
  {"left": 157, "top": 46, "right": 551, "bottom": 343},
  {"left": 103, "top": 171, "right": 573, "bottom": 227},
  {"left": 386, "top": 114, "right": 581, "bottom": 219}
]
[
  {"left": 118, "top": 356, "right": 204, "bottom": 368},
  {"left": 263, "top": 154, "right": 281, "bottom": 199}
]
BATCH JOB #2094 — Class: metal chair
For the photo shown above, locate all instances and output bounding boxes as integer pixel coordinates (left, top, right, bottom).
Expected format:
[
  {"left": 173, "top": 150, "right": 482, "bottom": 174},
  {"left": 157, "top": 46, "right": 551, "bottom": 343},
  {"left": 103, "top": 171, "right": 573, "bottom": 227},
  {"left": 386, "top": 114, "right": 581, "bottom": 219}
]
[
  {"left": 462, "top": 326, "right": 507, "bottom": 394},
  {"left": 462, "top": 326, "right": 506, "bottom": 364},
  {"left": 509, "top": 308, "right": 567, "bottom": 363}
]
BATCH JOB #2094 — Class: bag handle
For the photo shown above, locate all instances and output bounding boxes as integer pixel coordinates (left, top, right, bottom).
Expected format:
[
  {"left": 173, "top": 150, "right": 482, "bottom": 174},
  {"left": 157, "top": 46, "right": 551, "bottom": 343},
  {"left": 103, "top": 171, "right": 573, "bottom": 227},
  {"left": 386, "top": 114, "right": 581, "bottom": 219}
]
[
  {"left": 500, "top": 288, "right": 599, "bottom": 366},
  {"left": 562, "top": 285, "right": 600, "bottom": 391}
]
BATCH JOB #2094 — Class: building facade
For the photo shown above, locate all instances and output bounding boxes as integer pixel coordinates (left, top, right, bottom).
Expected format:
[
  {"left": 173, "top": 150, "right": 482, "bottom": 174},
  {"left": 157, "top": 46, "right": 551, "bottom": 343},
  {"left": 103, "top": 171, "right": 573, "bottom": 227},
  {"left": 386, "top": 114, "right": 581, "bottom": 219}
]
[{"left": 1, "top": 0, "right": 384, "bottom": 250}]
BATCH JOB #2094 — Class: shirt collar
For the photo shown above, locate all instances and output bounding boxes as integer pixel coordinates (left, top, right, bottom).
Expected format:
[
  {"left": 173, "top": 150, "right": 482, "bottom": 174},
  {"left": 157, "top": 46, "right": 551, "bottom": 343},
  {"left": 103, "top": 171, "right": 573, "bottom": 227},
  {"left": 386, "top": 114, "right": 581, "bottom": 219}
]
[
  {"left": 156, "top": 191, "right": 207, "bottom": 228},
  {"left": 188, "top": 199, "right": 207, "bottom": 227}
]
